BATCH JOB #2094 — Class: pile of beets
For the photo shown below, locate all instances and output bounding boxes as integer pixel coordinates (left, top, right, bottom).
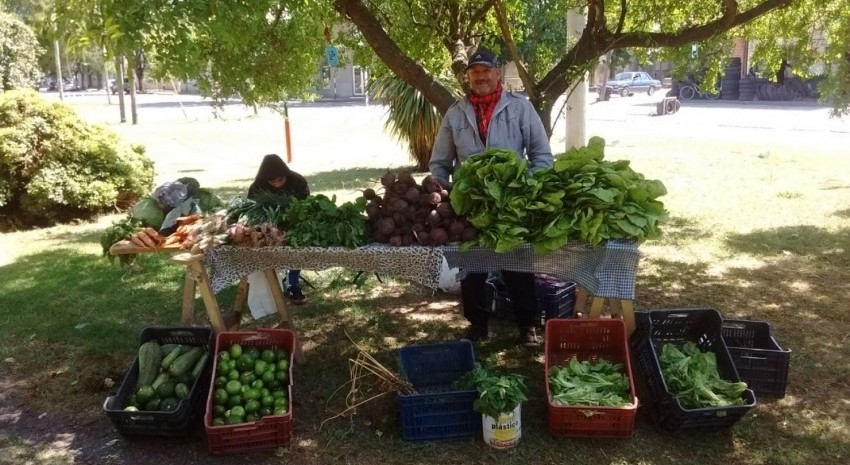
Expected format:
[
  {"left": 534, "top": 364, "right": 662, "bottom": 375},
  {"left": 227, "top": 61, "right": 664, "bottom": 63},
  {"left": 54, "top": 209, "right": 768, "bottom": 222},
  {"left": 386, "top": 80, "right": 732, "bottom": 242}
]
[{"left": 363, "top": 171, "right": 477, "bottom": 246}]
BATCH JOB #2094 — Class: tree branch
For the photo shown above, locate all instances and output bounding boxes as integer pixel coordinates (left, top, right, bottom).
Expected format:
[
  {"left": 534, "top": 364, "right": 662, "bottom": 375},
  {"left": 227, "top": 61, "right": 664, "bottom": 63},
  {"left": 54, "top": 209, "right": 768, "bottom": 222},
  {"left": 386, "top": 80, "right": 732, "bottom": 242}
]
[
  {"left": 615, "top": 0, "right": 626, "bottom": 34},
  {"left": 469, "top": 0, "right": 497, "bottom": 27},
  {"left": 493, "top": 0, "right": 536, "bottom": 98},
  {"left": 333, "top": 0, "right": 457, "bottom": 114}
]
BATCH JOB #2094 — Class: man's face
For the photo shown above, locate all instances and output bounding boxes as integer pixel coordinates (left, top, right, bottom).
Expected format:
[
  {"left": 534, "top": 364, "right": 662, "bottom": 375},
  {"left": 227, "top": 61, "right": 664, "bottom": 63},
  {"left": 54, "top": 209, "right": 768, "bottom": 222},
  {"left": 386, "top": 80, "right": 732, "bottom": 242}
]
[{"left": 467, "top": 65, "right": 501, "bottom": 96}]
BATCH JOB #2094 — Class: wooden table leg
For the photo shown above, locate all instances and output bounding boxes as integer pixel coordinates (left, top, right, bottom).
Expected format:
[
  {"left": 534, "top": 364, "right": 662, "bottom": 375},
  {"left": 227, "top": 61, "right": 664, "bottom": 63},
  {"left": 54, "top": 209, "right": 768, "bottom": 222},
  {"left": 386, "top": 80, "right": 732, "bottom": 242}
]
[
  {"left": 611, "top": 299, "right": 636, "bottom": 336},
  {"left": 180, "top": 269, "right": 196, "bottom": 325},
  {"left": 589, "top": 296, "right": 606, "bottom": 318},
  {"left": 262, "top": 268, "right": 306, "bottom": 365},
  {"left": 233, "top": 278, "right": 249, "bottom": 317},
  {"left": 172, "top": 254, "right": 227, "bottom": 333}
]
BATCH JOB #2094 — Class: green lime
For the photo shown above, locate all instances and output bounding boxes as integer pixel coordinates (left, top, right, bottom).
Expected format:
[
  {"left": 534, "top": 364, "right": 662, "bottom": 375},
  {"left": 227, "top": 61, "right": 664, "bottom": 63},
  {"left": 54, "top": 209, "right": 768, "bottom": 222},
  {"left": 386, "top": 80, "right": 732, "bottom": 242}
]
[
  {"left": 213, "top": 404, "right": 226, "bottom": 418},
  {"left": 226, "top": 414, "right": 243, "bottom": 424},
  {"left": 274, "top": 369, "right": 289, "bottom": 383},
  {"left": 230, "top": 405, "right": 246, "bottom": 418},
  {"left": 271, "top": 389, "right": 287, "bottom": 399},
  {"left": 239, "top": 371, "right": 256, "bottom": 386},
  {"left": 251, "top": 379, "right": 265, "bottom": 390},
  {"left": 174, "top": 382, "right": 190, "bottom": 400},
  {"left": 214, "top": 376, "right": 228, "bottom": 388},
  {"left": 218, "top": 350, "right": 231, "bottom": 362},
  {"left": 245, "top": 412, "right": 261, "bottom": 422},
  {"left": 245, "top": 347, "right": 260, "bottom": 361},
  {"left": 244, "top": 399, "right": 261, "bottom": 414},
  {"left": 273, "top": 397, "right": 288, "bottom": 408},
  {"left": 135, "top": 385, "right": 155, "bottom": 405},
  {"left": 261, "top": 388, "right": 270, "bottom": 397},
  {"left": 243, "top": 388, "right": 261, "bottom": 401},
  {"left": 226, "top": 394, "right": 243, "bottom": 408},
  {"left": 261, "top": 395, "right": 275, "bottom": 408},
  {"left": 228, "top": 344, "right": 243, "bottom": 359},
  {"left": 225, "top": 379, "right": 242, "bottom": 396},
  {"left": 253, "top": 360, "right": 268, "bottom": 376},
  {"left": 236, "top": 354, "right": 255, "bottom": 372},
  {"left": 276, "top": 358, "right": 290, "bottom": 372},
  {"left": 260, "top": 406, "right": 273, "bottom": 417},
  {"left": 260, "top": 349, "right": 276, "bottom": 363},
  {"left": 213, "top": 388, "right": 229, "bottom": 405},
  {"left": 273, "top": 348, "right": 289, "bottom": 362},
  {"left": 272, "top": 406, "right": 288, "bottom": 415},
  {"left": 266, "top": 380, "right": 281, "bottom": 390},
  {"left": 212, "top": 417, "right": 225, "bottom": 426}
]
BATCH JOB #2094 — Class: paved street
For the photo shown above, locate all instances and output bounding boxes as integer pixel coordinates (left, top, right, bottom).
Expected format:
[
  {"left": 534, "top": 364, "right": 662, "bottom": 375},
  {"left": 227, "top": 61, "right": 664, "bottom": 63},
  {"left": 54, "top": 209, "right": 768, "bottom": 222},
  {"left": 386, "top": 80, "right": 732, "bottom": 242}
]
[{"left": 44, "top": 89, "right": 849, "bottom": 190}]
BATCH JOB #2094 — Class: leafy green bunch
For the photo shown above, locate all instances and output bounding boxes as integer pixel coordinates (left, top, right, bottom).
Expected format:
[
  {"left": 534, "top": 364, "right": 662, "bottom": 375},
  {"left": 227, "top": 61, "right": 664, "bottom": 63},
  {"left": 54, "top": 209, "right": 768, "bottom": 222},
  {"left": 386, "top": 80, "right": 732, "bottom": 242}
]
[
  {"left": 454, "top": 363, "right": 528, "bottom": 419},
  {"left": 100, "top": 215, "right": 143, "bottom": 266},
  {"left": 548, "top": 357, "right": 632, "bottom": 407},
  {"left": 547, "top": 136, "right": 668, "bottom": 246},
  {"left": 282, "top": 194, "right": 368, "bottom": 248},
  {"left": 225, "top": 192, "right": 292, "bottom": 228},
  {"left": 658, "top": 342, "right": 749, "bottom": 409},
  {"left": 450, "top": 148, "right": 558, "bottom": 252}
]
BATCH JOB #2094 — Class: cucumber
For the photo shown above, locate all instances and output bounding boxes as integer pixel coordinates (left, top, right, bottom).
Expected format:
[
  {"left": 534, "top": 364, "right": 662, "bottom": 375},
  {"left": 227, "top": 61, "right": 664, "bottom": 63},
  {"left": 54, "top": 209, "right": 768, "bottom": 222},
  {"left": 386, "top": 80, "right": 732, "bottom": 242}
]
[
  {"left": 168, "top": 347, "right": 205, "bottom": 378},
  {"left": 161, "top": 344, "right": 186, "bottom": 370}
]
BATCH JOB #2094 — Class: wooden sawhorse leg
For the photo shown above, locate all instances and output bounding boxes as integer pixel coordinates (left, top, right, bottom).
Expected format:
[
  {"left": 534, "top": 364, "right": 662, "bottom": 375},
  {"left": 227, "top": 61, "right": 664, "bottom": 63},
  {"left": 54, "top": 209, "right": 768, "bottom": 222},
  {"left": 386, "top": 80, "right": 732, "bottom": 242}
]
[
  {"left": 588, "top": 296, "right": 636, "bottom": 336},
  {"left": 172, "top": 253, "right": 227, "bottom": 333},
  {"left": 262, "top": 268, "right": 306, "bottom": 365},
  {"left": 180, "top": 269, "right": 196, "bottom": 325}
]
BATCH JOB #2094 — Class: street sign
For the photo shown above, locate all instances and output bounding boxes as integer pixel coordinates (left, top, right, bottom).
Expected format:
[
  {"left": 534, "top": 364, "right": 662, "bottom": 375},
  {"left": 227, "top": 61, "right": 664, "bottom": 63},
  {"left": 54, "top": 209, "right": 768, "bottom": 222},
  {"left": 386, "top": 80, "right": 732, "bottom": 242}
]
[{"left": 325, "top": 45, "right": 339, "bottom": 67}]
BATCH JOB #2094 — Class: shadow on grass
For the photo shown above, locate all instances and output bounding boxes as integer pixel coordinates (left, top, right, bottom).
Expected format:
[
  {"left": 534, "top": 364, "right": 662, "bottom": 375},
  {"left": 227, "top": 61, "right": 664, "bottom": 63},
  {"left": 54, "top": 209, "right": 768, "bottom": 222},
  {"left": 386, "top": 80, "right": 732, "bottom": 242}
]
[{"left": 305, "top": 165, "right": 423, "bottom": 193}]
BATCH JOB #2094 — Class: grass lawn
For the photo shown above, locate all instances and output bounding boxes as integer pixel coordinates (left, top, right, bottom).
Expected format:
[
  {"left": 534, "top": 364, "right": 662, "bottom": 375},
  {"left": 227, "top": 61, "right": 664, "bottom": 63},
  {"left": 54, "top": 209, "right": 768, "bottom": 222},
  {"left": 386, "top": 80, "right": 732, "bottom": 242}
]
[{"left": 1, "top": 107, "right": 849, "bottom": 465}]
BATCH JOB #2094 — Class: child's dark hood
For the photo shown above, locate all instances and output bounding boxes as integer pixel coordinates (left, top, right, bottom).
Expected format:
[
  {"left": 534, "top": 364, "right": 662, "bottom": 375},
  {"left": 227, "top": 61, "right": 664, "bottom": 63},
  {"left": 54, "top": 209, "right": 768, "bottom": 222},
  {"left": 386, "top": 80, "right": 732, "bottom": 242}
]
[{"left": 255, "top": 154, "right": 291, "bottom": 181}]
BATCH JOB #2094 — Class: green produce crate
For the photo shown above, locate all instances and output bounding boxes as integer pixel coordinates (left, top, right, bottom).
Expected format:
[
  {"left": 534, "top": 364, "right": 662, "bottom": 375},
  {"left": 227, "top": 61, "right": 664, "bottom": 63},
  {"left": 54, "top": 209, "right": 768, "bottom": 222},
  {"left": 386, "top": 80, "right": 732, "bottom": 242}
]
[{"left": 103, "top": 326, "right": 214, "bottom": 437}]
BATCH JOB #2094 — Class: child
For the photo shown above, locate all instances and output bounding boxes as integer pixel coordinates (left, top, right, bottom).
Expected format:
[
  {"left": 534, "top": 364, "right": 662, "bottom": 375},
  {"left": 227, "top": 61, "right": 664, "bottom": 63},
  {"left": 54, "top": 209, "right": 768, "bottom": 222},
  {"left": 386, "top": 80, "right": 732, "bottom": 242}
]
[{"left": 247, "top": 154, "right": 310, "bottom": 304}]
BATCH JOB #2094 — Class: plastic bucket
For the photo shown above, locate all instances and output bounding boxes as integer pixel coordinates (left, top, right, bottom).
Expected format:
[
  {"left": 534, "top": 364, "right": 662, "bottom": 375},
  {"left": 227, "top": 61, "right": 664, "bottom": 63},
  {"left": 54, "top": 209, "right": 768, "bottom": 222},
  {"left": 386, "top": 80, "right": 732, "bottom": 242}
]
[{"left": 481, "top": 404, "right": 521, "bottom": 449}]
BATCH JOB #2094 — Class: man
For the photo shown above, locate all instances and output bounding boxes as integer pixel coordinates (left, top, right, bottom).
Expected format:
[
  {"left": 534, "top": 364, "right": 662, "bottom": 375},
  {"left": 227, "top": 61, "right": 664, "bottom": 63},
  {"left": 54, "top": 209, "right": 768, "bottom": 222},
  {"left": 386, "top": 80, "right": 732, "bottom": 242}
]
[{"left": 429, "top": 47, "right": 553, "bottom": 346}]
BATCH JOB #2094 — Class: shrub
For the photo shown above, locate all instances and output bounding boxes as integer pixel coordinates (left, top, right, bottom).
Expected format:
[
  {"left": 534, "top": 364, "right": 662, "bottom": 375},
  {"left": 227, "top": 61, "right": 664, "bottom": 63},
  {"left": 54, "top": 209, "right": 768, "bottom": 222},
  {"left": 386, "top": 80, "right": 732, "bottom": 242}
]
[{"left": 0, "top": 90, "right": 153, "bottom": 228}]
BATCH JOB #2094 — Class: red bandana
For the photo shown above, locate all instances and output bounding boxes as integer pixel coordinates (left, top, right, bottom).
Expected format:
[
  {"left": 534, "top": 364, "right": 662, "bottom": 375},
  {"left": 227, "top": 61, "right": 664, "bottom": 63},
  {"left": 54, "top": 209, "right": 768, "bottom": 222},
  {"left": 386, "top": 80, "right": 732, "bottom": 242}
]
[{"left": 468, "top": 82, "right": 503, "bottom": 143}]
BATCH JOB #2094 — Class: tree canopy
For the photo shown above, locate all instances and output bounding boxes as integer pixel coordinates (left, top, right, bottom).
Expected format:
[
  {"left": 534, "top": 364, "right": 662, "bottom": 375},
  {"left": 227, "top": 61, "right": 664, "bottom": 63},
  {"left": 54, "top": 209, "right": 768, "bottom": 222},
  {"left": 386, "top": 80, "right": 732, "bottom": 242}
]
[{"left": 0, "top": 11, "right": 41, "bottom": 91}]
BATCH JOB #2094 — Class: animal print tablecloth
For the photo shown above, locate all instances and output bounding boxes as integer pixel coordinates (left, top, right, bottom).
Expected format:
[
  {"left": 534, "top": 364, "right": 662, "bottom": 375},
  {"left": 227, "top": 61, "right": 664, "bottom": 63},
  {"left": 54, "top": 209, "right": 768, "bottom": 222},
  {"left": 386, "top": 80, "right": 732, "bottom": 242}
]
[{"left": 204, "top": 243, "right": 445, "bottom": 293}]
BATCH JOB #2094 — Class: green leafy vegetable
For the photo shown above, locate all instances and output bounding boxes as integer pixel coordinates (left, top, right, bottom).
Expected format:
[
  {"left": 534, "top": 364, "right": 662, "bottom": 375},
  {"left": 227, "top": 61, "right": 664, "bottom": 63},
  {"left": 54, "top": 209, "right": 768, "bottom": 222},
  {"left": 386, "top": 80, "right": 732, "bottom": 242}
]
[
  {"left": 225, "top": 192, "right": 291, "bottom": 228},
  {"left": 454, "top": 363, "right": 528, "bottom": 419},
  {"left": 548, "top": 357, "right": 633, "bottom": 407},
  {"left": 99, "top": 215, "right": 143, "bottom": 266},
  {"left": 658, "top": 342, "right": 749, "bottom": 409},
  {"left": 282, "top": 194, "right": 367, "bottom": 248}
]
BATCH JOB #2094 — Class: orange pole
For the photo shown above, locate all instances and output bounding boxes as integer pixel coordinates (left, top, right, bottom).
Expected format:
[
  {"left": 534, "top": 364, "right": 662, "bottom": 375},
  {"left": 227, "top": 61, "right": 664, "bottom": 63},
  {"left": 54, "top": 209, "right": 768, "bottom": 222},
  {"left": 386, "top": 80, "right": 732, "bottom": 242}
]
[{"left": 283, "top": 102, "right": 292, "bottom": 163}]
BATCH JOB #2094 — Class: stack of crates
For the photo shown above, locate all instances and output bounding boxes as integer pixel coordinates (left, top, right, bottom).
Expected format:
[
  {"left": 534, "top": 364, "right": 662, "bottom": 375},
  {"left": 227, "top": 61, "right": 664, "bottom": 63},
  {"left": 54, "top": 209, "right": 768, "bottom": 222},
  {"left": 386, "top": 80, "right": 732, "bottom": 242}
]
[
  {"left": 485, "top": 273, "right": 577, "bottom": 326},
  {"left": 397, "top": 340, "right": 479, "bottom": 441},
  {"left": 722, "top": 319, "right": 791, "bottom": 398},
  {"left": 631, "top": 309, "right": 757, "bottom": 431}
]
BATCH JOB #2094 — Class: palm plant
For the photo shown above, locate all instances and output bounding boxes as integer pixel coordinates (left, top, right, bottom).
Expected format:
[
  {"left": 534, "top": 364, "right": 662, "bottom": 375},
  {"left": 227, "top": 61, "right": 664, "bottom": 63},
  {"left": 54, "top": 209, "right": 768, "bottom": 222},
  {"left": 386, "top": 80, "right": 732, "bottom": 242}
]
[{"left": 369, "top": 73, "right": 462, "bottom": 171}]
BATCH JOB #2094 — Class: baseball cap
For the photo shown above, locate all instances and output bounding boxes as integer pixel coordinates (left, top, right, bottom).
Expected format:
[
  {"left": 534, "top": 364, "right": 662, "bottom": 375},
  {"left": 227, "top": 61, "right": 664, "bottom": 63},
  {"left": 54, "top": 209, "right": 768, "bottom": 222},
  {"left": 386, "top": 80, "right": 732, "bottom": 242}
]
[{"left": 466, "top": 47, "right": 499, "bottom": 70}]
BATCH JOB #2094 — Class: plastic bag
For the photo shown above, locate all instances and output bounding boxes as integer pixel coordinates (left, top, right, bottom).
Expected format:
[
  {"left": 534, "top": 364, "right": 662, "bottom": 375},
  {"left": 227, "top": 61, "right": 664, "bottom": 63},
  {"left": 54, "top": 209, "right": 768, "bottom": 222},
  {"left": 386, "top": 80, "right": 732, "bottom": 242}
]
[
  {"left": 438, "top": 258, "right": 461, "bottom": 294},
  {"left": 153, "top": 181, "right": 188, "bottom": 210},
  {"left": 246, "top": 271, "right": 286, "bottom": 319}
]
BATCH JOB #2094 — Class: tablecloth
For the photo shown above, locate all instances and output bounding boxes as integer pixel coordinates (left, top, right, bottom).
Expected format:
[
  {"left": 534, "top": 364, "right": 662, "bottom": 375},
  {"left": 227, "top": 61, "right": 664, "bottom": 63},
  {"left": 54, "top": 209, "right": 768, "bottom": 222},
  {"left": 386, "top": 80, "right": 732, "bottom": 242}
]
[
  {"left": 203, "top": 240, "right": 640, "bottom": 300},
  {"left": 441, "top": 240, "right": 640, "bottom": 300},
  {"left": 204, "top": 244, "right": 445, "bottom": 293}
]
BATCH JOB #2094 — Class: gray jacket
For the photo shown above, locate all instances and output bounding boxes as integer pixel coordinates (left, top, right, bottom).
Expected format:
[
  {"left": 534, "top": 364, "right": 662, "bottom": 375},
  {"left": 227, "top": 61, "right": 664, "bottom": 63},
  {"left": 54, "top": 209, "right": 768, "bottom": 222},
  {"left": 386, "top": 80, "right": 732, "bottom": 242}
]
[{"left": 429, "top": 91, "right": 553, "bottom": 182}]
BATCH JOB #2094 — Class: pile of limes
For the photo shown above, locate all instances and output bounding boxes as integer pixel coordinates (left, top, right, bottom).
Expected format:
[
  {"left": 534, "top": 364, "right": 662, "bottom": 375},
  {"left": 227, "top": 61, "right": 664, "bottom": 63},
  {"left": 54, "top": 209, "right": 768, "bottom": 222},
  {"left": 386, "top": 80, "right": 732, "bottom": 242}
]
[{"left": 209, "top": 343, "right": 291, "bottom": 425}]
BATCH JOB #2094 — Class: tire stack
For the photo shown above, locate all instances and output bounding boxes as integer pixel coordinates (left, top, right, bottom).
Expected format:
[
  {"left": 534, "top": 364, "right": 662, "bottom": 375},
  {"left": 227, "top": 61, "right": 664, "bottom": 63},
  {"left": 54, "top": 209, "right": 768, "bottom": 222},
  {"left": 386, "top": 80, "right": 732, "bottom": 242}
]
[
  {"left": 720, "top": 57, "right": 741, "bottom": 100},
  {"left": 738, "top": 78, "right": 756, "bottom": 101}
]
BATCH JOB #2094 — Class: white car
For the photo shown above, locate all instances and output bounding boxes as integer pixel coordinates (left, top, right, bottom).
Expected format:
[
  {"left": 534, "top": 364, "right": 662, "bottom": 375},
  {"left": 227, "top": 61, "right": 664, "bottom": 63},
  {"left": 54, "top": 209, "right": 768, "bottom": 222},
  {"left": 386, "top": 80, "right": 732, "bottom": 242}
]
[{"left": 602, "top": 72, "right": 662, "bottom": 98}]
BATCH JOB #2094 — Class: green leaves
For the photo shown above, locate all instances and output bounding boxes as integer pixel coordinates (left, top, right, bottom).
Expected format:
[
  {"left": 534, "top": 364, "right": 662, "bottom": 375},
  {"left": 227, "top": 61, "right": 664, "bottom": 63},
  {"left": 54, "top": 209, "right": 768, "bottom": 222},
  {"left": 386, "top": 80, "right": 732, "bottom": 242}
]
[
  {"left": 281, "top": 194, "right": 367, "bottom": 248},
  {"left": 548, "top": 357, "right": 633, "bottom": 407},
  {"left": 658, "top": 342, "right": 749, "bottom": 409},
  {"left": 450, "top": 138, "right": 668, "bottom": 255},
  {"left": 454, "top": 363, "right": 528, "bottom": 419}
]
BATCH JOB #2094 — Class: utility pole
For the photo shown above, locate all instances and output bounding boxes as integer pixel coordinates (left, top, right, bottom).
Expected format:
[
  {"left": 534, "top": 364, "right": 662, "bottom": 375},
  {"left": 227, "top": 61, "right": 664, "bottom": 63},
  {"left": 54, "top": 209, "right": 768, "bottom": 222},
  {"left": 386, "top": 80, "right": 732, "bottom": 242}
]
[
  {"left": 565, "top": 9, "right": 587, "bottom": 150},
  {"left": 115, "top": 56, "right": 126, "bottom": 123},
  {"left": 103, "top": 47, "right": 111, "bottom": 105},
  {"left": 52, "top": 20, "right": 64, "bottom": 101}
]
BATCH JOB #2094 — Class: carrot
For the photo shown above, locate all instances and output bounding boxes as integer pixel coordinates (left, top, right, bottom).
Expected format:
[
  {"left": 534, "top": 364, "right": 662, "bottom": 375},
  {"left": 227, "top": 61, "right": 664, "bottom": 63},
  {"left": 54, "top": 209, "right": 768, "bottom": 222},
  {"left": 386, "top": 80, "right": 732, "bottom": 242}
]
[
  {"left": 163, "top": 234, "right": 184, "bottom": 246},
  {"left": 143, "top": 228, "right": 162, "bottom": 245},
  {"left": 129, "top": 234, "right": 146, "bottom": 247},
  {"left": 176, "top": 215, "right": 200, "bottom": 226},
  {"left": 136, "top": 231, "right": 157, "bottom": 247}
]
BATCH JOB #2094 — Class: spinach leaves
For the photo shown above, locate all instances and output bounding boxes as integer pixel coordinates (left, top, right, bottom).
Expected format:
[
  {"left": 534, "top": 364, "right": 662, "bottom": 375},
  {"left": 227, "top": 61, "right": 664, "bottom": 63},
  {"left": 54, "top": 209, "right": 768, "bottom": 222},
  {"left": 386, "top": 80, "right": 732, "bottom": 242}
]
[
  {"left": 658, "top": 342, "right": 749, "bottom": 409},
  {"left": 282, "top": 194, "right": 368, "bottom": 248},
  {"left": 548, "top": 358, "right": 632, "bottom": 407}
]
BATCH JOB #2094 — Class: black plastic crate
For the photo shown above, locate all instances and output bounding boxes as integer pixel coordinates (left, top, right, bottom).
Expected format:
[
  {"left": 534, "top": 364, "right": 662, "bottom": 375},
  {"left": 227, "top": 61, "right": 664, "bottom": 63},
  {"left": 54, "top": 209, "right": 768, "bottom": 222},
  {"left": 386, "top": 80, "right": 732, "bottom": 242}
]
[
  {"left": 630, "top": 309, "right": 757, "bottom": 431},
  {"left": 397, "top": 341, "right": 479, "bottom": 441},
  {"left": 722, "top": 319, "right": 790, "bottom": 398},
  {"left": 103, "top": 327, "right": 214, "bottom": 437},
  {"left": 485, "top": 274, "right": 576, "bottom": 326}
]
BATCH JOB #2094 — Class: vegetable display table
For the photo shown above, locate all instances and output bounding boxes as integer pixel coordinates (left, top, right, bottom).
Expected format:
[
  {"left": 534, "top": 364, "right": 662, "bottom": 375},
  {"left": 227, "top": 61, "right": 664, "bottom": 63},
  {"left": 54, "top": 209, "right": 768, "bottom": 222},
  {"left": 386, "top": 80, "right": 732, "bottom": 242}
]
[{"left": 112, "top": 240, "right": 640, "bottom": 364}]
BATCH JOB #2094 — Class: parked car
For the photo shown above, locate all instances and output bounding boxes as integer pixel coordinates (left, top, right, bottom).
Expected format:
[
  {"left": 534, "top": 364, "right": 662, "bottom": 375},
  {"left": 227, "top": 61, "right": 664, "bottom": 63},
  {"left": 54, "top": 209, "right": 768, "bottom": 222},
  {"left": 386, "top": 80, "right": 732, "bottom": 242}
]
[
  {"left": 601, "top": 72, "right": 661, "bottom": 98},
  {"left": 109, "top": 78, "right": 130, "bottom": 94}
]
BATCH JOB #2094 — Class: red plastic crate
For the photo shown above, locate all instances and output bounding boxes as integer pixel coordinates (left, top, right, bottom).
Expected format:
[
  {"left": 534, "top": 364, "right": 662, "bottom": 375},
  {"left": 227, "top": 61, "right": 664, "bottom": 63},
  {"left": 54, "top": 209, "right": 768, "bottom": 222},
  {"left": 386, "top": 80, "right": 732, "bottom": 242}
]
[
  {"left": 204, "top": 329, "right": 295, "bottom": 455},
  {"left": 544, "top": 319, "right": 638, "bottom": 438}
]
